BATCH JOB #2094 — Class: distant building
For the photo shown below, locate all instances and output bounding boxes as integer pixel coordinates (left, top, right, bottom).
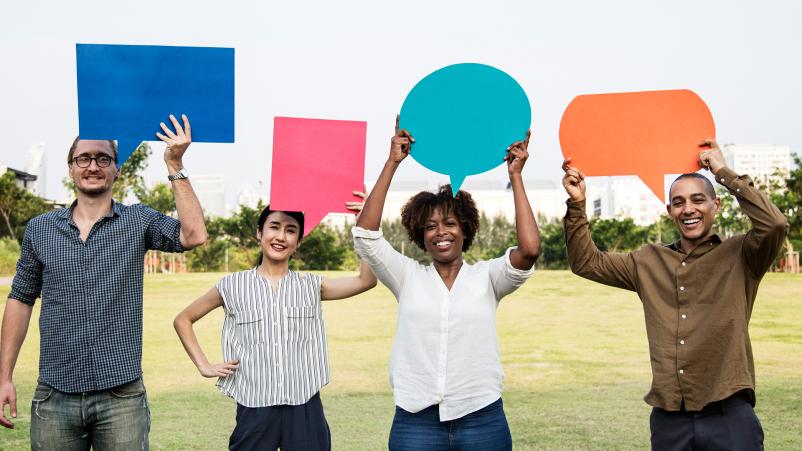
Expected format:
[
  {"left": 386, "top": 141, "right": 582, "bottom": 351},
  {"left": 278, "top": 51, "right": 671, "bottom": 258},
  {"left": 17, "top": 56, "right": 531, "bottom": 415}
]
[
  {"left": 722, "top": 143, "right": 792, "bottom": 182},
  {"left": 0, "top": 165, "right": 38, "bottom": 193},
  {"left": 192, "top": 174, "right": 226, "bottom": 217},
  {"left": 25, "top": 143, "right": 47, "bottom": 197},
  {"left": 585, "top": 176, "right": 667, "bottom": 226}
]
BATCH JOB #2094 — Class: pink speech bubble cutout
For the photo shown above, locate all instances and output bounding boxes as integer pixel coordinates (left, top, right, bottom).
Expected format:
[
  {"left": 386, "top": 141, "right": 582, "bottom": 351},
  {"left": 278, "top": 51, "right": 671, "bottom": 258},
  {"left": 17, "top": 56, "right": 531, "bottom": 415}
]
[
  {"left": 270, "top": 117, "right": 367, "bottom": 236},
  {"left": 559, "top": 89, "right": 716, "bottom": 203}
]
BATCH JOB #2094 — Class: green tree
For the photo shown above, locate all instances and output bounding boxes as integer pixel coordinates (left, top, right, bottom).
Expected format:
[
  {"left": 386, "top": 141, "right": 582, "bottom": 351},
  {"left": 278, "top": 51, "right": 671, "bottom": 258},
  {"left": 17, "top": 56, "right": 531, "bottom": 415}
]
[
  {"left": 589, "top": 217, "right": 649, "bottom": 252},
  {"left": 647, "top": 214, "right": 680, "bottom": 245},
  {"left": 539, "top": 219, "right": 568, "bottom": 269},
  {"left": 295, "top": 224, "right": 347, "bottom": 270},
  {"left": 133, "top": 181, "right": 175, "bottom": 214},
  {"left": 0, "top": 171, "right": 52, "bottom": 241}
]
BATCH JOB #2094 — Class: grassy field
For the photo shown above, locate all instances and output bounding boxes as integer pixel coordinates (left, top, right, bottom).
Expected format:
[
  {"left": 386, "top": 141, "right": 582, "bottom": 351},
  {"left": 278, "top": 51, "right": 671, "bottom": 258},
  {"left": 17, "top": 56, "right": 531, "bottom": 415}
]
[{"left": 1, "top": 271, "right": 801, "bottom": 450}]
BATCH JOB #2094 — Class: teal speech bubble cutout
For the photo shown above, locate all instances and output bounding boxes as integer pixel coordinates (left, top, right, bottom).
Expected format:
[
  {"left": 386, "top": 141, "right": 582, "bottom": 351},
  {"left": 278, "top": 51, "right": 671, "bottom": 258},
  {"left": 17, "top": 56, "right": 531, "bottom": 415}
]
[{"left": 399, "top": 63, "right": 531, "bottom": 195}]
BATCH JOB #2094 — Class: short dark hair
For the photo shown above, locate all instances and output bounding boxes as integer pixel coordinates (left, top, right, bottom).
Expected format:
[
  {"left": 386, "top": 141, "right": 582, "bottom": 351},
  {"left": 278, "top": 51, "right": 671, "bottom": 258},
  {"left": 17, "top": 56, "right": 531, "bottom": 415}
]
[
  {"left": 67, "top": 137, "right": 119, "bottom": 164},
  {"left": 401, "top": 184, "right": 480, "bottom": 252},
  {"left": 669, "top": 173, "right": 716, "bottom": 200},
  {"left": 257, "top": 205, "right": 305, "bottom": 239}
]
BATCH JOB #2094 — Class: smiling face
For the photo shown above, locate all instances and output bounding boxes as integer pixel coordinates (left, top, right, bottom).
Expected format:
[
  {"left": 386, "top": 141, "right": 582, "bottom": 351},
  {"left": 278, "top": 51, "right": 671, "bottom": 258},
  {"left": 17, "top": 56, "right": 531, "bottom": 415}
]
[
  {"left": 667, "top": 176, "right": 720, "bottom": 248},
  {"left": 68, "top": 140, "right": 119, "bottom": 197},
  {"left": 257, "top": 211, "right": 301, "bottom": 263},
  {"left": 422, "top": 207, "right": 465, "bottom": 264}
]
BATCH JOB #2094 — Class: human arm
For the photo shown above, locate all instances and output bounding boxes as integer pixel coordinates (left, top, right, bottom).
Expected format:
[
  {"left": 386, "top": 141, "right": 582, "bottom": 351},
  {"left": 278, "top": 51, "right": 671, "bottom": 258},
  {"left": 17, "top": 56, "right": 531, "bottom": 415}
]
[
  {"left": 322, "top": 190, "right": 378, "bottom": 300},
  {"left": 0, "top": 299, "right": 33, "bottom": 429},
  {"left": 699, "top": 139, "right": 788, "bottom": 275},
  {"left": 561, "top": 159, "right": 638, "bottom": 290},
  {"left": 173, "top": 287, "right": 239, "bottom": 378},
  {"left": 156, "top": 114, "right": 207, "bottom": 249},
  {"left": 505, "top": 130, "right": 540, "bottom": 270},
  {"left": 355, "top": 115, "right": 413, "bottom": 231},
  {"left": 321, "top": 259, "right": 377, "bottom": 300}
]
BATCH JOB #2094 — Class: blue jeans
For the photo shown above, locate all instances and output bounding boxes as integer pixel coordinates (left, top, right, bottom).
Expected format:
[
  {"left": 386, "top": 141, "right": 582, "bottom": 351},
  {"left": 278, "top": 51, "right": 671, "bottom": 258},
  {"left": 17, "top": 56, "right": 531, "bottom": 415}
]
[
  {"left": 389, "top": 398, "right": 512, "bottom": 451},
  {"left": 30, "top": 377, "right": 150, "bottom": 451}
]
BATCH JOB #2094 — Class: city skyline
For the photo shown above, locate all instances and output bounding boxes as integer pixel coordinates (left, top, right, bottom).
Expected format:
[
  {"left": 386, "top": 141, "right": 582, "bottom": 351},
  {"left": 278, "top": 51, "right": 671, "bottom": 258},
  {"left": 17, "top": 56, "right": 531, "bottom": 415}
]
[{"left": 2, "top": 1, "right": 801, "bottom": 208}]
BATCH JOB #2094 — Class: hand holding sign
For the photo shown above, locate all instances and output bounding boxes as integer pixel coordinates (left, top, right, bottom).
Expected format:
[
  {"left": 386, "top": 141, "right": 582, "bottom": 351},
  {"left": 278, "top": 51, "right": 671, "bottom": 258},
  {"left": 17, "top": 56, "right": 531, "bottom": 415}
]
[
  {"left": 559, "top": 89, "right": 715, "bottom": 203},
  {"left": 399, "top": 63, "right": 531, "bottom": 195},
  {"left": 77, "top": 43, "right": 235, "bottom": 166},
  {"left": 270, "top": 117, "right": 367, "bottom": 236}
]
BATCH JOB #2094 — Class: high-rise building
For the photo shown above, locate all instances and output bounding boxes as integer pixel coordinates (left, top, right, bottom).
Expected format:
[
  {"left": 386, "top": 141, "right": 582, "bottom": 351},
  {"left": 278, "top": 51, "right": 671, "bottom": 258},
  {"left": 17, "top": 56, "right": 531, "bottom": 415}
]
[
  {"left": 722, "top": 143, "right": 791, "bottom": 182},
  {"left": 192, "top": 174, "right": 226, "bottom": 217},
  {"left": 26, "top": 142, "right": 47, "bottom": 197},
  {"left": 585, "top": 176, "right": 668, "bottom": 226}
]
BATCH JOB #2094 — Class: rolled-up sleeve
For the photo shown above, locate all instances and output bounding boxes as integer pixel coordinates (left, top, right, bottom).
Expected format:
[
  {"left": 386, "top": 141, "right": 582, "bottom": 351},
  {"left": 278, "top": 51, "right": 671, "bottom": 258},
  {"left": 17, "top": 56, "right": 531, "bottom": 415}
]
[
  {"left": 142, "top": 206, "right": 185, "bottom": 253},
  {"left": 489, "top": 247, "right": 534, "bottom": 300},
  {"left": 9, "top": 224, "right": 43, "bottom": 305},
  {"left": 352, "top": 226, "right": 414, "bottom": 299}
]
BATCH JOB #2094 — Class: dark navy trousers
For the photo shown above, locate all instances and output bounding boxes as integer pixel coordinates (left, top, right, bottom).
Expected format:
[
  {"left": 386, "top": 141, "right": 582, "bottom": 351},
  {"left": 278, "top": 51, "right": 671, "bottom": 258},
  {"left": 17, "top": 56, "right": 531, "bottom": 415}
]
[
  {"left": 650, "top": 391, "right": 764, "bottom": 451},
  {"left": 229, "top": 393, "right": 330, "bottom": 451}
]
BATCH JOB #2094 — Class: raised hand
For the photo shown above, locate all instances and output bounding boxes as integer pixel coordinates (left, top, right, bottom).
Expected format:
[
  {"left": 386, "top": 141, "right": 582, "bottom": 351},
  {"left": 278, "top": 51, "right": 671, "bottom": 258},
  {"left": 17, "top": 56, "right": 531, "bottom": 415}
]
[
  {"left": 698, "top": 139, "right": 726, "bottom": 174},
  {"left": 346, "top": 186, "right": 368, "bottom": 221},
  {"left": 505, "top": 129, "right": 531, "bottom": 176},
  {"left": 561, "top": 158, "right": 587, "bottom": 202},
  {"left": 390, "top": 114, "right": 414, "bottom": 163},
  {"left": 156, "top": 114, "right": 192, "bottom": 170}
]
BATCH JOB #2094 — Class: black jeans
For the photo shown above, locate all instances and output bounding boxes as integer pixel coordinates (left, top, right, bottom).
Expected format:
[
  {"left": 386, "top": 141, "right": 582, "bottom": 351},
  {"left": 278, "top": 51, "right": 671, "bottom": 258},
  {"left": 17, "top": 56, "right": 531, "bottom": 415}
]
[{"left": 650, "top": 391, "right": 764, "bottom": 451}]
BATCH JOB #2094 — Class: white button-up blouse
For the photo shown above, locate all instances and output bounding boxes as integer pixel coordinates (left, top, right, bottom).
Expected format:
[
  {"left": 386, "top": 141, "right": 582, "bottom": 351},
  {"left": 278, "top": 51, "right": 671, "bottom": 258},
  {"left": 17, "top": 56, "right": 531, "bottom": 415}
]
[{"left": 353, "top": 226, "right": 533, "bottom": 421}]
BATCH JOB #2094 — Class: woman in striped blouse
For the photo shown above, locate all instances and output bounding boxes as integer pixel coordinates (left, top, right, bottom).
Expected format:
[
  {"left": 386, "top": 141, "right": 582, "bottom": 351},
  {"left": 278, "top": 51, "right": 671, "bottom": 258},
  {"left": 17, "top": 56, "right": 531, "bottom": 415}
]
[{"left": 174, "top": 201, "right": 376, "bottom": 450}]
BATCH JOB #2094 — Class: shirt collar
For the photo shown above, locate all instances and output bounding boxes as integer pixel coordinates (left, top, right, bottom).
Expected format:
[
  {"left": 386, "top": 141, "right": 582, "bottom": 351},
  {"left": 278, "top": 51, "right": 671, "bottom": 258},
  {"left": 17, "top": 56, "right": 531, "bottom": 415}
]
[
  {"left": 57, "top": 199, "right": 122, "bottom": 221},
  {"left": 667, "top": 234, "right": 723, "bottom": 253}
]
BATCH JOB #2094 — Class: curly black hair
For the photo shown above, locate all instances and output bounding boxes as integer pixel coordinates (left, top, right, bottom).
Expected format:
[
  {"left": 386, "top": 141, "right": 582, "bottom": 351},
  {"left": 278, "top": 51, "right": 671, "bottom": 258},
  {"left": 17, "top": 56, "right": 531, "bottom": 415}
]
[{"left": 400, "top": 184, "right": 480, "bottom": 252}]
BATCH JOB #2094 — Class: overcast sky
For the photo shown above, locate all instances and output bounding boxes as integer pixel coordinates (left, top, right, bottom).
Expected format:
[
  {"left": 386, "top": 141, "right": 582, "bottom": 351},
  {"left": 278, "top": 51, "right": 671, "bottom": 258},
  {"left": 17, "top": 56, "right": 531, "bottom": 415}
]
[{"left": 2, "top": 0, "right": 800, "bottom": 205}]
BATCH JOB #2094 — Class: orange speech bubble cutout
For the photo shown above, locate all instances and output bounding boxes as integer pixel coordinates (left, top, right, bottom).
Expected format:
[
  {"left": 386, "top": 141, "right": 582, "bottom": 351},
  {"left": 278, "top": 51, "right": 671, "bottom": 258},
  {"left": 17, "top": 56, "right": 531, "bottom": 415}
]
[{"left": 559, "top": 89, "right": 715, "bottom": 203}]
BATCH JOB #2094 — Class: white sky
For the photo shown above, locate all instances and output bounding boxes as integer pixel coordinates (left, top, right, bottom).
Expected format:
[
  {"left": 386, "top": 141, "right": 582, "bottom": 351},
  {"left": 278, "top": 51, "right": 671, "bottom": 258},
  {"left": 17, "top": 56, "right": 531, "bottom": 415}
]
[{"left": 2, "top": 0, "right": 800, "bottom": 205}]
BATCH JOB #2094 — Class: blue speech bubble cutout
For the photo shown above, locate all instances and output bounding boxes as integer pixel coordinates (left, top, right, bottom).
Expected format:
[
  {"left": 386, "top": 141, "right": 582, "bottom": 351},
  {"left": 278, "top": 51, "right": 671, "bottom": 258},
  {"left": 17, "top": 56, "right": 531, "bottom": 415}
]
[
  {"left": 76, "top": 43, "right": 235, "bottom": 166},
  {"left": 399, "top": 63, "right": 531, "bottom": 195}
]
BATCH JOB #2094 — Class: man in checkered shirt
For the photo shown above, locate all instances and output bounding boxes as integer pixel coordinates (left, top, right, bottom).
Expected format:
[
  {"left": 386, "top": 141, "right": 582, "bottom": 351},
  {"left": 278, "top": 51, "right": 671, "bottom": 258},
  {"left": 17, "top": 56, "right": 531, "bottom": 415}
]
[{"left": 0, "top": 114, "right": 207, "bottom": 450}]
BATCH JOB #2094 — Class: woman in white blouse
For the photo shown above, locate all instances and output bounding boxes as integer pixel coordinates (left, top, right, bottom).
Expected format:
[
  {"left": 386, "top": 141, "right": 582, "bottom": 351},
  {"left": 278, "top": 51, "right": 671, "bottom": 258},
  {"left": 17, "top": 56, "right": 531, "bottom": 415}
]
[
  {"left": 353, "top": 118, "right": 541, "bottom": 450},
  {"left": 174, "top": 203, "right": 376, "bottom": 450}
]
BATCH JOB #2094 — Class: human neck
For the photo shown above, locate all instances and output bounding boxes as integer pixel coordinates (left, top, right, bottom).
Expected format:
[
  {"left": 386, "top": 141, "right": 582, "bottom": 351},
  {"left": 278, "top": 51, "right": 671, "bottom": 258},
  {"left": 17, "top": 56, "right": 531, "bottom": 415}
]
[
  {"left": 432, "top": 256, "right": 463, "bottom": 277},
  {"left": 679, "top": 233, "right": 714, "bottom": 254},
  {"left": 257, "top": 259, "right": 290, "bottom": 281},
  {"left": 73, "top": 192, "right": 114, "bottom": 223}
]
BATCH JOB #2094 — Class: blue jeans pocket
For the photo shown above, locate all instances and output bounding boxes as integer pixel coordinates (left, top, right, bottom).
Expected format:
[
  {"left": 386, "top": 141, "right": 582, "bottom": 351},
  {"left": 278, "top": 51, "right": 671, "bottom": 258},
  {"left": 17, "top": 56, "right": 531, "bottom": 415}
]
[{"left": 31, "top": 381, "right": 54, "bottom": 420}]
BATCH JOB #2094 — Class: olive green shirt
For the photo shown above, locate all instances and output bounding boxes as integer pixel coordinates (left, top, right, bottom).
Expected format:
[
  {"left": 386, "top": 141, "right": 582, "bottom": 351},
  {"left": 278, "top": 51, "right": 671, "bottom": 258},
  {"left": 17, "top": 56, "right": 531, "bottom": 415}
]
[{"left": 564, "top": 167, "right": 788, "bottom": 411}]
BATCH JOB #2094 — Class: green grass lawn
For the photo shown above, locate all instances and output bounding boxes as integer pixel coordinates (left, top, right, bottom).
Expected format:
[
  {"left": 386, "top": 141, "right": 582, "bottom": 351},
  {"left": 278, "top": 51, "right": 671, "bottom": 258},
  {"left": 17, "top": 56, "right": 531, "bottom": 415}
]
[{"left": 1, "top": 271, "right": 801, "bottom": 450}]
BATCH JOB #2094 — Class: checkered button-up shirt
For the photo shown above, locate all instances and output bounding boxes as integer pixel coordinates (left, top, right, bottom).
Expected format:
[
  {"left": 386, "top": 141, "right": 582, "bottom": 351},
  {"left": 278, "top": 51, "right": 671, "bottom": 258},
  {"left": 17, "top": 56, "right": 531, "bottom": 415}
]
[{"left": 9, "top": 201, "right": 185, "bottom": 393}]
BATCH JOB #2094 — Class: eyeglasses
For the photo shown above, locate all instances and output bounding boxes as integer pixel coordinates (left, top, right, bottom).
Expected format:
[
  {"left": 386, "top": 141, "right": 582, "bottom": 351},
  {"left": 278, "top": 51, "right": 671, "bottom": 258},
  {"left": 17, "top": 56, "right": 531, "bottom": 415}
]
[{"left": 71, "top": 155, "right": 114, "bottom": 168}]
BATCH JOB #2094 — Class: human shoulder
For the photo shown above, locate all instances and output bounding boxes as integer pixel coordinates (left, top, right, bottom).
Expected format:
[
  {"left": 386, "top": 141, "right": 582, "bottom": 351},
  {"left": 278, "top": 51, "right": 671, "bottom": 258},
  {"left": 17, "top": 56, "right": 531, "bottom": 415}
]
[{"left": 23, "top": 208, "right": 68, "bottom": 233}]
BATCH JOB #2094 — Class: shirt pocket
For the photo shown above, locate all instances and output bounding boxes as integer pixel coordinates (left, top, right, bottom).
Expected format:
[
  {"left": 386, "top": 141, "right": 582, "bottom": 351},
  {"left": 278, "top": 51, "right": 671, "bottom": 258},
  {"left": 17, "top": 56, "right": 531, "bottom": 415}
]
[
  {"left": 284, "top": 305, "right": 318, "bottom": 344},
  {"left": 234, "top": 310, "right": 266, "bottom": 346}
]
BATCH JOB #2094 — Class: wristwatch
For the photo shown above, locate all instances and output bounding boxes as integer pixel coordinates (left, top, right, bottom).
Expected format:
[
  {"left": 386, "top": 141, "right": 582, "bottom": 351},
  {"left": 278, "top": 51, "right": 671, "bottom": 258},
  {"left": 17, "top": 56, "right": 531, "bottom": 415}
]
[{"left": 168, "top": 168, "right": 189, "bottom": 182}]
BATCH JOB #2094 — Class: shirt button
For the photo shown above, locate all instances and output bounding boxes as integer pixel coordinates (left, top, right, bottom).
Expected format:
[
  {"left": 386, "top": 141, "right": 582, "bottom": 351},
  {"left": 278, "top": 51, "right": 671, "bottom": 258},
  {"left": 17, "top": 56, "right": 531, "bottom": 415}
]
[
  {"left": 720, "top": 178, "right": 725, "bottom": 182},
  {"left": 681, "top": 314, "right": 687, "bottom": 319},
  {"left": 681, "top": 261, "right": 686, "bottom": 266},
  {"left": 736, "top": 188, "right": 740, "bottom": 192},
  {"left": 680, "top": 286, "right": 685, "bottom": 291},
  {"left": 679, "top": 369, "right": 685, "bottom": 374},
  {"left": 680, "top": 340, "right": 685, "bottom": 345}
]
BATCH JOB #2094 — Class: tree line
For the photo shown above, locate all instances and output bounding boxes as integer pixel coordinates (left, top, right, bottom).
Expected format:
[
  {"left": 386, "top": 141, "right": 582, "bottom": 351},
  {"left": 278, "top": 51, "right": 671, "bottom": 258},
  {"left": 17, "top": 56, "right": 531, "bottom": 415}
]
[{"left": 1, "top": 143, "right": 800, "bottom": 272}]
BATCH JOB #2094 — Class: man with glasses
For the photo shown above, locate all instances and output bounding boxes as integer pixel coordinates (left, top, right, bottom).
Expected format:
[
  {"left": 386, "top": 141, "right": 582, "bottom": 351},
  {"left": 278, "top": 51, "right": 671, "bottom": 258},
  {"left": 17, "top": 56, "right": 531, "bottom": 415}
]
[{"left": 0, "top": 114, "right": 207, "bottom": 450}]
